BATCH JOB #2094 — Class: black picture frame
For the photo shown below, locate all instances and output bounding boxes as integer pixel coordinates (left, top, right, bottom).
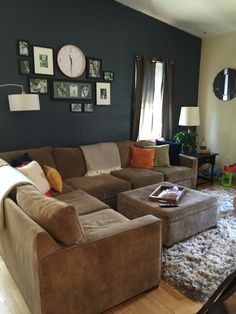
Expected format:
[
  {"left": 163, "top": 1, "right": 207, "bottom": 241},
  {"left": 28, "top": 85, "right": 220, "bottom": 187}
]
[
  {"left": 103, "top": 71, "right": 114, "bottom": 81},
  {"left": 84, "top": 103, "right": 94, "bottom": 113},
  {"left": 17, "top": 40, "right": 30, "bottom": 57},
  {"left": 29, "top": 77, "right": 48, "bottom": 94},
  {"left": 33, "top": 45, "right": 54, "bottom": 76},
  {"left": 71, "top": 103, "right": 83, "bottom": 112},
  {"left": 52, "top": 80, "right": 93, "bottom": 100},
  {"left": 96, "top": 82, "right": 111, "bottom": 105},
  {"left": 19, "top": 59, "right": 31, "bottom": 75},
  {"left": 86, "top": 57, "right": 102, "bottom": 79}
]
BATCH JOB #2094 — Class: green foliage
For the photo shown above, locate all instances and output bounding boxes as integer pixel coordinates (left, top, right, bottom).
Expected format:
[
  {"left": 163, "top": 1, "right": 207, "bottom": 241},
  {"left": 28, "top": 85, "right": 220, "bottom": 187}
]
[{"left": 174, "top": 131, "right": 197, "bottom": 153}]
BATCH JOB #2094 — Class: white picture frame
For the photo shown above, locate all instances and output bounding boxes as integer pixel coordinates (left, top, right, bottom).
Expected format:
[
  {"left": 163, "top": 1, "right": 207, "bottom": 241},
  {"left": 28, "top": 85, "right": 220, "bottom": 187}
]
[
  {"left": 96, "top": 82, "right": 111, "bottom": 105},
  {"left": 33, "top": 46, "right": 54, "bottom": 75}
]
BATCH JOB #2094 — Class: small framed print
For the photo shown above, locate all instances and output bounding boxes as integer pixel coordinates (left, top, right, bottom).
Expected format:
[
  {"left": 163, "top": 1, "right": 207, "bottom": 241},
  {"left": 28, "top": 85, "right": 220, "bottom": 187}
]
[
  {"left": 86, "top": 58, "right": 102, "bottom": 79},
  {"left": 104, "top": 71, "right": 114, "bottom": 81},
  {"left": 18, "top": 40, "right": 30, "bottom": 57},
  {"left": 71, "top": 103, "right": 83, "bottom": 112},
  {"left": 96, "top": 82, "right": 111, "bottom": 105},
  {"left": 19, "top": 59, "right": 31, "bottom": 75},
  {"left": 33, "top": 46, "right": 54, "bottom": 75},
  {"left": 29, "top": 77, "right": 48, "bottom": 94},
  {"left": 84, "top": 103, "right": 94, "bottom": 112},
  {"left": 52, "top": 80, "right": 93, "bottom": 100}
]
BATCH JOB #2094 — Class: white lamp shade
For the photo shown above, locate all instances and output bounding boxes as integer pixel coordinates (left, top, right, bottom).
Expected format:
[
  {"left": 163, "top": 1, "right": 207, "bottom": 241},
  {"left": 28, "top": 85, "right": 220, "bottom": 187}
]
[
  {"left": 178, "top": 106, "right": 200, "bottom": 126},
  {"left": 8, "top": 94, "right": 40, "bottom": 111}
]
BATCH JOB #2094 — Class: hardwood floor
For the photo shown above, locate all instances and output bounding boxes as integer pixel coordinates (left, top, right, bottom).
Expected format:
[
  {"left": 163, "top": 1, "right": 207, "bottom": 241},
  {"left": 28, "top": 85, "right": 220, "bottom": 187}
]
[{"left": 0, "top": 255, "right": 202, "bottom": 314}]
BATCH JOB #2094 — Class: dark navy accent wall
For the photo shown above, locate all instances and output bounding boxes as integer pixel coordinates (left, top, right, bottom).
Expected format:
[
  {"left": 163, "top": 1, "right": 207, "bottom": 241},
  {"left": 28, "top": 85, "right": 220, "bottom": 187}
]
[{"left": 0, "top": 0, "right": 201, "bottom": 151}]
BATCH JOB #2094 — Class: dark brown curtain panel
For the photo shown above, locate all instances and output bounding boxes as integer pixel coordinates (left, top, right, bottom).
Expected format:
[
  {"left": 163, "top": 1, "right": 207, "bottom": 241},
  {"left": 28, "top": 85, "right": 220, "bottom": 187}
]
[
  {"left": 132, "top": 56, "right": 174, "bottom": 141},
  {"left": 162, "top": 60, "right": 174, "bottom": 140}
]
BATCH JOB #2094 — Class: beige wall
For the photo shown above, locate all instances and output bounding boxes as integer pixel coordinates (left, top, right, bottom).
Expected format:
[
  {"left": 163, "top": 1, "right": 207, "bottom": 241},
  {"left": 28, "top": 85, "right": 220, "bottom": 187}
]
[{"left": 197, "top": 32, "right": 236, "bottom": 168}]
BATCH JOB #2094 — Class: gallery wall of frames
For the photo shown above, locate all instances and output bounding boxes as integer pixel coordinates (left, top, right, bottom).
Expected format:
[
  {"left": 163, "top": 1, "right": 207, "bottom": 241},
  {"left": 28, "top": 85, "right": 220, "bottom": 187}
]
[{"left": 17, "top": 40, "right": 114, "bottom": 113}]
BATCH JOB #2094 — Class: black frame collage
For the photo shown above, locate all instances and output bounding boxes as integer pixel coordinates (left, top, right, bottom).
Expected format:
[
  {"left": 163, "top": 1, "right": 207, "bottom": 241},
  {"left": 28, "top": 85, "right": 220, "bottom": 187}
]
[{"left": 17, "top": 40, "right": 114, "bottom": 113}]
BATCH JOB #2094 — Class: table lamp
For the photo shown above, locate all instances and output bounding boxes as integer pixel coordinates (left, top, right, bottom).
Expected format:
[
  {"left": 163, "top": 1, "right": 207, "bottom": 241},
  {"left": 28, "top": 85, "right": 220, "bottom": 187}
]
[{"left": 178, "top": 106, "right": 200, "bottom": 132}]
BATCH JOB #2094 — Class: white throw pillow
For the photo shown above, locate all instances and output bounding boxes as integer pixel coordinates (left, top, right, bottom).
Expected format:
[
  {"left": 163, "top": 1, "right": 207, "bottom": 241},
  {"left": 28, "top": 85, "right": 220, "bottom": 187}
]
[{"left": 17, "top": 160, "right": 50, "bottom": 194}]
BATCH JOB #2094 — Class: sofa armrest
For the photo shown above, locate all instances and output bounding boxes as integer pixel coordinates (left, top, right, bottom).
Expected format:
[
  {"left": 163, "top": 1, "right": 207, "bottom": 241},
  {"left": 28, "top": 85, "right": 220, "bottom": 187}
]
[
  {"left": 39, "top": 215, "right": 162, "bottom": 314},
  {"left": 179, "top": 154, "right": 198, "bottom": 189}
]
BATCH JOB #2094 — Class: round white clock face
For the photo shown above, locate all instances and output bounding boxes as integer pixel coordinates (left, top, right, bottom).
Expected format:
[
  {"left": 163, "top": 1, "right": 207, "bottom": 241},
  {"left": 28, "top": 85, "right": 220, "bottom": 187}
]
[{"left": 57, "top": 44, "right": 86, "bottom": 78}]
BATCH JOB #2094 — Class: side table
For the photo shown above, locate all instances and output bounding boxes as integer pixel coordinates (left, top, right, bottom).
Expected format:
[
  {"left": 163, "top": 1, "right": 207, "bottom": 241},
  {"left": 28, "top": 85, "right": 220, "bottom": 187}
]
[{"left": 195, "top": 153, "right": 219, "bottom": 185}]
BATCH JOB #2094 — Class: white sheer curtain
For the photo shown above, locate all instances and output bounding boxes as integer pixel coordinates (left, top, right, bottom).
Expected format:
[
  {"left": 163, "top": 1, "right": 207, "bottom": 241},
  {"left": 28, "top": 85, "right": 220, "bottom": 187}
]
[{"left": 137, "top": 60, "right": 164, "bottom": 141}]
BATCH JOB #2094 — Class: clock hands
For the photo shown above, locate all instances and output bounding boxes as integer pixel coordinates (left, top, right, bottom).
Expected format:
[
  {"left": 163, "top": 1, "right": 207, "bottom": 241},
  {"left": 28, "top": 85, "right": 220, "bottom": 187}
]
[{"left": 69, "top": 54, "right": 73, "bottom": 74}]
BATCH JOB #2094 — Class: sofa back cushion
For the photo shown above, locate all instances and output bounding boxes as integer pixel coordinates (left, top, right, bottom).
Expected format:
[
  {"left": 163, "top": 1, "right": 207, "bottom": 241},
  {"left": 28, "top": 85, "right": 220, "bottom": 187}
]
[
  {"left": 116, "top": 141, "right": 133, "bottom": 168},
  {"left": 16, "top": 185, "right": 84, "bottom": 246},
  {"left": 0, "top": 146, "right": 56, "bottom": 168},
  {"left": 52, "top": 147, "right": 86, "bottom": 179}
]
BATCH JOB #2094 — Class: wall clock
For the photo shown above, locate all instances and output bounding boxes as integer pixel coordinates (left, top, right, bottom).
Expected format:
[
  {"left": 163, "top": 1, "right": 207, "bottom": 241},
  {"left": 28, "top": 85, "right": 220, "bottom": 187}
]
[{"left": 57, "top": 44, "right": 86, "bottom": 78}]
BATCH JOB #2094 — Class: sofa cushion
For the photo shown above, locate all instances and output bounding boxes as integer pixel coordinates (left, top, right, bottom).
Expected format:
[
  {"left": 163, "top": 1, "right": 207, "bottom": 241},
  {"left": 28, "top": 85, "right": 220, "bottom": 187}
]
[
  {"left": 0, "top": 146, "right": 56, "bottom": 168},
  {"left": 17, "top": 161, "right": 50, "bottom": 194},
  {"left": 16, "top": 185, "right": 84, "bottom": 246},
  {"left": 153, "top": 166, "right": 192, "bottom": 182},
  {"left": 52, "top": 147, "right": 86, "bottom": 179},
  {"left": 116, "top": 140, "right": 133, "bottom": 168},
  {"left": 80, "top": 208, "right": 129, "bottom": 234},
  {"left": 111, "top": 168, "right": 164, "bottom": 189},
  {"left": 54, "top": 189, "right": 109, "bottom": 215},
  {"left": 130, "top": 146, "right": 155, "bottom": 169},
  {"left": 64, "top": 174, "right": 131, "bottom": 201}
]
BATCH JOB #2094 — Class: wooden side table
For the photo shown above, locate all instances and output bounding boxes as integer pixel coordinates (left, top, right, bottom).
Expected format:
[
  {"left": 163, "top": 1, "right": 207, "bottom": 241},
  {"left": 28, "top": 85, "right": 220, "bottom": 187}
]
[{"left": 195, "top": 153, "right": 219, "bottom": 185}]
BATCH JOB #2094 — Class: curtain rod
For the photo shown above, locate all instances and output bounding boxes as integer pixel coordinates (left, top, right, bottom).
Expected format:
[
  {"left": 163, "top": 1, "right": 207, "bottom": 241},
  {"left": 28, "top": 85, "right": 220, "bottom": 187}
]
[{"left": 135, "top": 55, "right": 175, "bottom": 64}]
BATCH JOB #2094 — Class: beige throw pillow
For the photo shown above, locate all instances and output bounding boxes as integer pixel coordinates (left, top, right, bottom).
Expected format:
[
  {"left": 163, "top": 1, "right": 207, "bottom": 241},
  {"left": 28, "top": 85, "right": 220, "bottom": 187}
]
[
  {"left": 17, "top": 160, "right": 50, "bottom": 194},
  {"left": 16, "top": 185, "right": 84, "bottom": 246}
]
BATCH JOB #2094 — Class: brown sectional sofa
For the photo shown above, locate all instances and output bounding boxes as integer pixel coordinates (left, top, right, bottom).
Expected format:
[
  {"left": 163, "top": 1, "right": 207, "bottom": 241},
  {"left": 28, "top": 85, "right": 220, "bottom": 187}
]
[{"left": 0, "top": 140, "right": 198, "bottom": 314}]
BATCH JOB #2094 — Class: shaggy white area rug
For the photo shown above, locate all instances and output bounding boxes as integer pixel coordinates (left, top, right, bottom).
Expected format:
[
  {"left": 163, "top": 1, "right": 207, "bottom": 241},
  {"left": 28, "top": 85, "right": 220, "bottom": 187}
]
[{"left": 162, "top": 186, "right": 236, "bottom": 301}]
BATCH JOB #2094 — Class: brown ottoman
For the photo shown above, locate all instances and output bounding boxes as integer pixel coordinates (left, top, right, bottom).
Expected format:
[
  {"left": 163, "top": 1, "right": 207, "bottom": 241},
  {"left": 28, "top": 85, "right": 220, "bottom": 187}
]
[{"left": 117, "top": 182, "right": 218, "bottom": 247}]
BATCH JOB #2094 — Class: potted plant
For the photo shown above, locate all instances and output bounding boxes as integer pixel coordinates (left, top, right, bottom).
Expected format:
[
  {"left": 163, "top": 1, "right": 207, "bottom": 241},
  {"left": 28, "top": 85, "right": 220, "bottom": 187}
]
[{"left": 173, "top": 131, "right": 197, "bottom": 154}]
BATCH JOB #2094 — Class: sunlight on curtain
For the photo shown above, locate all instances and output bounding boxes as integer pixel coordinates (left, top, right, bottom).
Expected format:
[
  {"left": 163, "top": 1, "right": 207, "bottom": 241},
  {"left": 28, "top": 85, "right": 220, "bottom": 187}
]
[{"left": 137, "top": 61, "right": 164, "bottom": 140}]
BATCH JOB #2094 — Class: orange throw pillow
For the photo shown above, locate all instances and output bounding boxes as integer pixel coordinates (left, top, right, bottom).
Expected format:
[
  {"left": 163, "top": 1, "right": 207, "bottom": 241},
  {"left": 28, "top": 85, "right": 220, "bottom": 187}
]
[{"left": 130, "top": 146, "right": 155, "bottom": 169}]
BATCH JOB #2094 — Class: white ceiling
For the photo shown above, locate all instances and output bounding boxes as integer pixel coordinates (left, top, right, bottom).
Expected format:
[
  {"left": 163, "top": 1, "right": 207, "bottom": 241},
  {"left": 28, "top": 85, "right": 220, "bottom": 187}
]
[{"left": 116, "top": 0, "right": 236, "bottom": 38}]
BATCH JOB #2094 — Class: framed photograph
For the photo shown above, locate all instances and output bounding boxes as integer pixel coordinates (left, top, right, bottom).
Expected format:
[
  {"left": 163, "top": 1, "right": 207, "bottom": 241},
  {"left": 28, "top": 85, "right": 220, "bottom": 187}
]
[
  {"left": 18, "top": 40, "right": 30, "bottom": 57},
  {"left": 104, "top": 71, "right": 114, "bottom": 81},
  {"left": 29, "top": 77, "right": 48, "bottom": 94},
  {"left": 96, "top": 82, "right": 111, "bottom": 105},
  {"left": 86, "top": 58, "right": 102, "bottom": 79},
  {"left": 84, "top": 103, "right": 94, "bottom": 112},
  {"left": 71, "top": 103, "right": 83, "bottom": 112},
  {"left": 33, "top": 46, "right": 54, "bottom": 75},
  {"left": 52, "top": 80, "right": 93, "bottom": 100},
  {"left": 19, "top": 59, "right": 31, "bottom": 75}
]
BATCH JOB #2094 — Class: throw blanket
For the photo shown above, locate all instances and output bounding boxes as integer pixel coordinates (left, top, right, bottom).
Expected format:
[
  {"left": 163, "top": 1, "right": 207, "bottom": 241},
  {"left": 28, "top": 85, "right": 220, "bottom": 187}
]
[
  {"left": 81, "top": 142, "right": 121, "bottom": 176},
  {"left": 0, "top": 159, "right": 35, "bottom": 232}
]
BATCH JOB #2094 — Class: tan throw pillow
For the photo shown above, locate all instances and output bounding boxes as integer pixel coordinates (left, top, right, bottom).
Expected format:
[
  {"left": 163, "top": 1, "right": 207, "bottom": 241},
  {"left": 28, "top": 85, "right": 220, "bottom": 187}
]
[
  {"left": 17, "top": 160, "right": 50, "bottom": 194},
  {"left": 154, "top": 145, "right": 171, "bottom": 167},
  {"left": 16, "top": 185, "right": 84, "bottom": 246}
]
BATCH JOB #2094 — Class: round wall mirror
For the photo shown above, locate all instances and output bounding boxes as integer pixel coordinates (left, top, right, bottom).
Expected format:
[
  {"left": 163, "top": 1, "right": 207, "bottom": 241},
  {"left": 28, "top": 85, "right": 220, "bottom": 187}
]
[{"left": 213, "top": 68, "right": 236, "bottom": 101}]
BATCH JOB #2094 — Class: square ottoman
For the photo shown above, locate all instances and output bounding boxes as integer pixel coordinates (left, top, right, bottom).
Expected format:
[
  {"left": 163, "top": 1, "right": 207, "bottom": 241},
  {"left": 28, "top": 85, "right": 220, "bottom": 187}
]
[{"left": 117, "top": 182, "right": 218, "bottom": 247}]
